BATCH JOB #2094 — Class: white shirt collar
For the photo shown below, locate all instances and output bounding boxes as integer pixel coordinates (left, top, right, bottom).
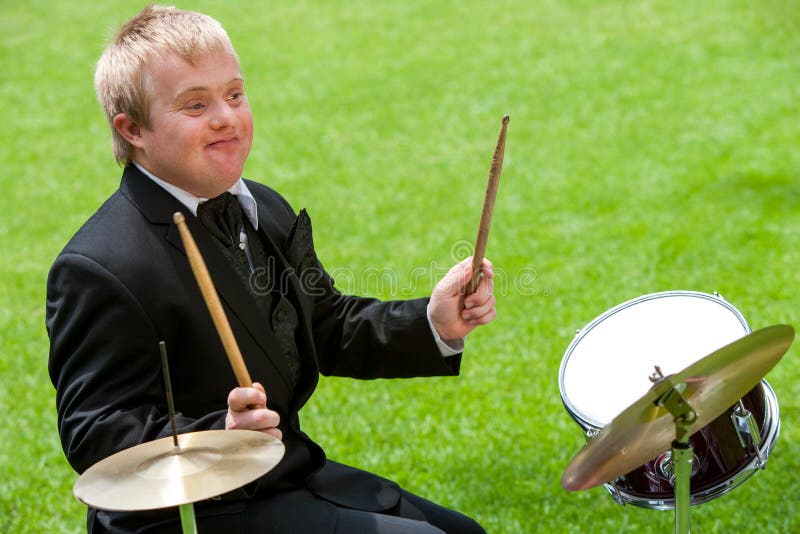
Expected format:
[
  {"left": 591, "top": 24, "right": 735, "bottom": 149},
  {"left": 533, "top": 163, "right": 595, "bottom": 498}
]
[{"left": 133, "top": 161, "right": 258, "bottom": 230}]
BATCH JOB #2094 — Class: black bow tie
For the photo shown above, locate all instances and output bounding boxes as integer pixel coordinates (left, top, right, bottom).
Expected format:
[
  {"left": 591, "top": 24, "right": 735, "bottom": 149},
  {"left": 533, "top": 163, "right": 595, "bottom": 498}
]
[{"left": 197, "top": 192, "right": 244, "bottom": 248}]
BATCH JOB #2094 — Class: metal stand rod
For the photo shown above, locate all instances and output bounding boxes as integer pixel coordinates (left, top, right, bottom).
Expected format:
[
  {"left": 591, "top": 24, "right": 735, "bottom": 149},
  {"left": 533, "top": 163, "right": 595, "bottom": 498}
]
[
  {"left": 179, "top": 503, "right": 198, "bottom": 534},
  {"left": 650, "top": 367, "right": 696, "bottom": 534},
  {"left": 672, "top": 440, "right": 692, "bottom": 534},
  {"left": 162, "top": 342, "right": 199, "bottom": 533}
]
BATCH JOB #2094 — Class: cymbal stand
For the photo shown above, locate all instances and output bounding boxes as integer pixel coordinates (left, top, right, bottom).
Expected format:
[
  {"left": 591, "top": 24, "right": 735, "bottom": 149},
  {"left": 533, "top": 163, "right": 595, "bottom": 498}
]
[
  {"left": 651, "top": 367, "right": 698, "bottom": 534},
  {"left": 160, "top": 342, "right": 198, "bottom": 534}
]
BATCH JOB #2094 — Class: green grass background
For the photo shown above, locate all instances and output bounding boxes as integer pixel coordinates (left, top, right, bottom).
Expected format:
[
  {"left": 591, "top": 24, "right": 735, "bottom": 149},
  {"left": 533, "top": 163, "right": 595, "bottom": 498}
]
[{"left": 2, "top": 0, "right": 800, "bottom": 532}]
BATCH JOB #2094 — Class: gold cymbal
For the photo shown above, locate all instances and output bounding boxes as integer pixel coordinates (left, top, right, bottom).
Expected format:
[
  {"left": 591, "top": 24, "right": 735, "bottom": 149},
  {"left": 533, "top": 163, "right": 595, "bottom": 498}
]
[
  {"left": 562, "top": 324, "right": 794, "bottom": 492},
  {"left": 74, "top": 429, "right": 285, "bottom": 511}
]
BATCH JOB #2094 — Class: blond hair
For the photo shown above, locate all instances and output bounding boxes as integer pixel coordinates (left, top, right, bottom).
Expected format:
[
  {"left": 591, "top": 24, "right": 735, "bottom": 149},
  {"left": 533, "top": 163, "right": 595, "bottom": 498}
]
[{"left": 94, "top": 5, "right": 238, "bottom": 164}]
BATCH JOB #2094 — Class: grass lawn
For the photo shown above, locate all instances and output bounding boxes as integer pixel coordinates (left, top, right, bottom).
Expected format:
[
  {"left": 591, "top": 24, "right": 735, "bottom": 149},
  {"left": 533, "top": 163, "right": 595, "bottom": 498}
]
[{"left": 2, "top": 0, "right": 799, "bottom": 532}]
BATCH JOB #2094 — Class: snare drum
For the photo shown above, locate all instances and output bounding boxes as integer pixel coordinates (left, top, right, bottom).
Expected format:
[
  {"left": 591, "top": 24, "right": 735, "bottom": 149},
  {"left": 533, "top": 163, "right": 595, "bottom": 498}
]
[{"left": 559, "top": 291, "right": 780, "bottom": 509}]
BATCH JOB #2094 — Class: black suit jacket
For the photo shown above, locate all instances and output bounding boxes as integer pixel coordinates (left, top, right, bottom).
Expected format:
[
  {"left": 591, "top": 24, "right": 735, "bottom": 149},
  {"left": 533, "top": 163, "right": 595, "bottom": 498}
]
[{"left": 47, "top": 165, "right": 461, "bottom": 532}]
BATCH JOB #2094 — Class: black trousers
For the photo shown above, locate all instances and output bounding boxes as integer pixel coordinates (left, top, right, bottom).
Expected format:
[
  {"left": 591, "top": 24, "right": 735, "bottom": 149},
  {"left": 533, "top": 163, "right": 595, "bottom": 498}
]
[
  {"left": 201, "top": 487, "right": 484, "bottom": 534},
  {"left": 94, "top": 489, "right": 485, "bottom": 534},
  {"left": 119, "top": 486, "right": 485, "bottom": 534}
]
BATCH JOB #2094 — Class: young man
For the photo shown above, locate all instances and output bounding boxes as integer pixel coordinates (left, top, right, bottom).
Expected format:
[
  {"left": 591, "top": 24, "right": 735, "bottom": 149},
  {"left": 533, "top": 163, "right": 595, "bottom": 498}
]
[{"left": 47, "top": 5, "right": 496, "bottom": 533}]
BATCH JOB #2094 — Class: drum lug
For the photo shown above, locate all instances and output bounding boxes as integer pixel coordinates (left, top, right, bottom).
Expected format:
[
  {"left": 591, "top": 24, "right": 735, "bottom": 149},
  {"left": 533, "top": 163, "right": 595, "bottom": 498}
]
[
  {"left": 656, "top": 451, "right": 675, "bottom": 483},
  {"left": 656, "top": 450, "right": 699, "bottom": 484},
  {"left": 731, "top": 402, "right": 764, "bottom": 465}
]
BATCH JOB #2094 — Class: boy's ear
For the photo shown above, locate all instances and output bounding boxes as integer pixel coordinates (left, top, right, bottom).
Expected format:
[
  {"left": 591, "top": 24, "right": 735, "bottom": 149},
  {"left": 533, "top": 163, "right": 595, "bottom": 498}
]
[{"left": 113, "top": 113, "right": 144, "bottom": 148}]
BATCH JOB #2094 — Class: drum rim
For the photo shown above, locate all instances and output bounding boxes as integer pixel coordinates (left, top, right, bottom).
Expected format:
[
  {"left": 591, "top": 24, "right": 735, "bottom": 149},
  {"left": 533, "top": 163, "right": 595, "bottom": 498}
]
[
  {"left": 558, "top": 290, "right": 750, "bottom": 429},
  {"left": 603, "top": 379, "right": 781, "bottom": 510}
]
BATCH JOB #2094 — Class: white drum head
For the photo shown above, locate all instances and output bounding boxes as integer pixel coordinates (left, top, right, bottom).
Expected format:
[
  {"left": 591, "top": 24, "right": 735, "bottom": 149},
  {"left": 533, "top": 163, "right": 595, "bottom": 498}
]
[{"left": 559, "top": 291, "right": 750, "bottom": 429}]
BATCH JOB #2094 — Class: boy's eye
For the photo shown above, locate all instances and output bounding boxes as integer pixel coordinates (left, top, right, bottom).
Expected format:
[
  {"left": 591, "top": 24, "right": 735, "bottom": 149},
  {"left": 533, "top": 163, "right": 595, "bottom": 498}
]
[
  {"left": 182, "top": 101, "right": 205, "bottom": 112},
  {"left": 226, "top": 92, "right": 243, "bottom": 102}
]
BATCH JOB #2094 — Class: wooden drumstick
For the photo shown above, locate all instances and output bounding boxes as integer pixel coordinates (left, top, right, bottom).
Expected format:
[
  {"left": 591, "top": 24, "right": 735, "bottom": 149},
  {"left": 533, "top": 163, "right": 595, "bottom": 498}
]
[
  {"left": 466, "top": 114, "right": 509, "bottom": 295},
  {"left": 173, "top": 212, "right": 252, "bottom": 387}
]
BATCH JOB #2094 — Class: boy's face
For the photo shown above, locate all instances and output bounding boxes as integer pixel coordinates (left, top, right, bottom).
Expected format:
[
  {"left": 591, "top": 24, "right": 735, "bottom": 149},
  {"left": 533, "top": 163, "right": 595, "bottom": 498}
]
[{"left": 132, "top": 49, "right": 253, "bottom": 198}]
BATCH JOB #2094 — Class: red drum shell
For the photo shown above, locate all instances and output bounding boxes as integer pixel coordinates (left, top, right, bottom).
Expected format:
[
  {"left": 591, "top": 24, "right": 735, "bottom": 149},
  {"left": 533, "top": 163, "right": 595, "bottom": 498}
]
[{"left": 610, "top": 381, "right": 778, "bottom": 508}]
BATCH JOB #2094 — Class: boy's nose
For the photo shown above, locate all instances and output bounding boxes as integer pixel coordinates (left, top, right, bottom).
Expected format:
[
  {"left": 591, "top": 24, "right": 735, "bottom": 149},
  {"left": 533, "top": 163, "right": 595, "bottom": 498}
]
[{"left": 208, "top": 100, "right": 236, "bottom": 128}]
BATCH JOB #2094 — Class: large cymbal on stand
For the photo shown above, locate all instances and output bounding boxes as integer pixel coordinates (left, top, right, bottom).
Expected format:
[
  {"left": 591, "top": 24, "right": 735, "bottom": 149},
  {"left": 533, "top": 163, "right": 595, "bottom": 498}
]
[
  {"left": 74, "top": 430, "right": 285, "bottom": 511},
  {"left": 562, "top": 324, "right": 794, "bottom": 492}
]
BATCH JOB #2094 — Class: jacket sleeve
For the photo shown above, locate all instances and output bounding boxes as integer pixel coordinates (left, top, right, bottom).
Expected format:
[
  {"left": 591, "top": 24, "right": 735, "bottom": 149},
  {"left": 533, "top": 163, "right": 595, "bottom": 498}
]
[
  {"left": 283, "top": 210, "right": 461, "bottom": 379},
  {"left": 312, "top": 287, "right": 462, "bottom": 379}
]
